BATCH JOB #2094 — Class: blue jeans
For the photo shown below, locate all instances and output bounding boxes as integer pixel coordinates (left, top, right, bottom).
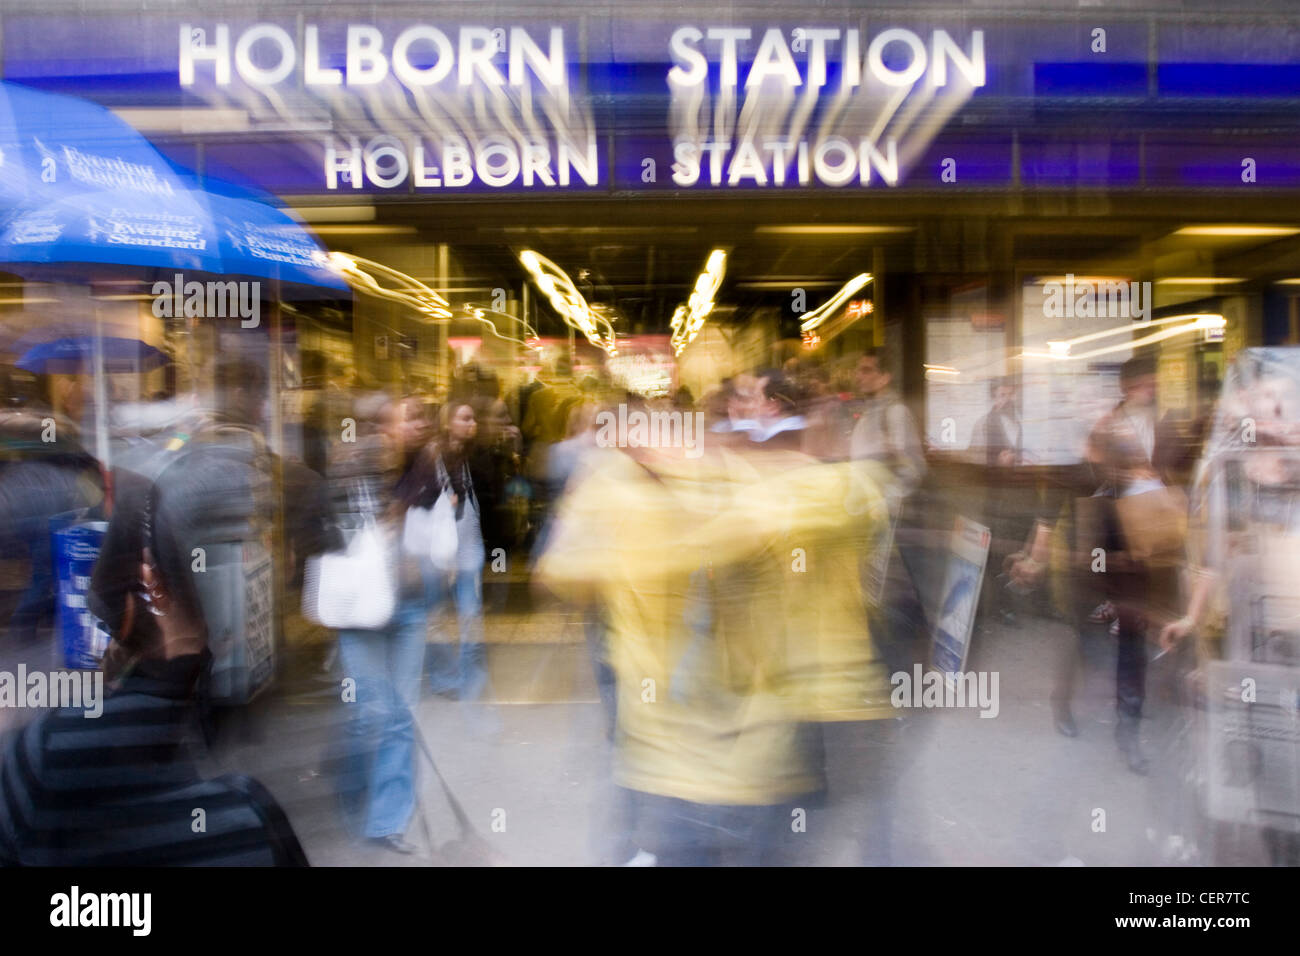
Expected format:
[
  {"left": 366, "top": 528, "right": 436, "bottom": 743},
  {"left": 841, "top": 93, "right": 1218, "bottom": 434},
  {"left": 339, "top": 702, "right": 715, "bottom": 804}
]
[
  {"left": 625, "top": 789, "right": 811, "bottom": 866},
  {"left": 425, "top": 567, "right": 488, "bottom": 701},
  {"left": 337, "top": 594, "right": 428, "bottom": 839}
]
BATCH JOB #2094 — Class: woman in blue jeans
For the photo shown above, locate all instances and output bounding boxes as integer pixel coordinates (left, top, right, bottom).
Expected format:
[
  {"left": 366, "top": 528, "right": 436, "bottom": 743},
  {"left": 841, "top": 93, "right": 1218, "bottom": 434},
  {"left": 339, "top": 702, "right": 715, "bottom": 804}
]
[
  {"left": 333, "top": 395, "right": 433, "bottom": 855},
  {"left": 421, "top": 402, "right": 490, "bottom": 702}
]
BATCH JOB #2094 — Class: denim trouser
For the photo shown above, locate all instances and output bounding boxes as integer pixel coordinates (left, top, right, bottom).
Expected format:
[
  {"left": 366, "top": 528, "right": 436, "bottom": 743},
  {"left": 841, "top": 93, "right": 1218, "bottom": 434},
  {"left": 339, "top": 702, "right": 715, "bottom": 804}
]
[
  {"left": 624, "top": 789, "right": 813, "bottom": 866},
  {"left": 425, "top": 567, "right": 488, "bottom": 701},
  {"left": 337, "top": 593, "right": 428, "bottom": 839}
]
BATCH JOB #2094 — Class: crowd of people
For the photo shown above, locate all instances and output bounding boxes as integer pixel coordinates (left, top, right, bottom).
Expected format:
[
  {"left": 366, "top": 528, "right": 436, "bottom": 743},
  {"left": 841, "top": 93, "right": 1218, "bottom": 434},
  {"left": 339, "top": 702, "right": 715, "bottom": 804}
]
[{"left": 0, "top": 342, "right": 1295, "bottom": 866}]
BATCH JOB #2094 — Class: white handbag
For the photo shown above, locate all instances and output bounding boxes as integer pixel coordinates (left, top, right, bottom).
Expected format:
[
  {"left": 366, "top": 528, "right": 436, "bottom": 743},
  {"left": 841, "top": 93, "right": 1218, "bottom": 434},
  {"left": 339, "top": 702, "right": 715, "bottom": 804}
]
[
  {"left": 303, "top": 520, "right": 397, "bottom": 630},
  {"left": 403, "top": 503, "right": 436, "bottom": 557},
  {"left": 429, "top": 455, "right": 461, "bottom": 572},
  {"left": 304, "top": 478, "right": 398, "bottom": 631}
]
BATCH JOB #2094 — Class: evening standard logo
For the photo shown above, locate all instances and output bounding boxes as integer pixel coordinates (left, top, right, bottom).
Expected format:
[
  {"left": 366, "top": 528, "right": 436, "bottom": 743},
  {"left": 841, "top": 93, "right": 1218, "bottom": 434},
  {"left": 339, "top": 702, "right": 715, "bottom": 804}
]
[
  {"left": 88, "top": 209, "right": 207, "bottom": 252},
  {"left": 891, "top": 665, "right": 999, "bottom": 718},
  {"left": 241, "top": 224, "right": 329, "bottom": 268},
  {"left": 595, "top": 405, "right": 706, "bottom": 458},
  {"left": 7, "top": 209, "right": 64, "bottom": 244},
  {"left": 0, "top": 665, "right": 103, "bottom": 718},
  {"left": 1042, "top": 274, "right": 1151, "bottom": 321},
  {"left": 50, "top": 887, "right": 151, "bottom": 936},
  {"left": 152, "top": 272, "right": 261, "bottom": 328},
  {"left": 33, "top": 139, "right": 175, "bottom": 198}
]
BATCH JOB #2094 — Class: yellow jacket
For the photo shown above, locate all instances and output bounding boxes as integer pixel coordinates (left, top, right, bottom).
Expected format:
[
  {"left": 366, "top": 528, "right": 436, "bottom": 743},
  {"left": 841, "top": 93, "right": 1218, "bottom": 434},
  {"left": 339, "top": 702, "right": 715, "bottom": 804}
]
[{"left": 535, "top": 444, "right": 892, "bottom": 806}]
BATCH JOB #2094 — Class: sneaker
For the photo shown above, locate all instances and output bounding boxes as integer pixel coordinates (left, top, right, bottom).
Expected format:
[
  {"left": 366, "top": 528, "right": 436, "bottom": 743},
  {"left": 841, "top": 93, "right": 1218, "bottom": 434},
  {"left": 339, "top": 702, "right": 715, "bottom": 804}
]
[
  {"left": 371, "top": 834, "right": 419, "bottom": 855},
  {"left": 622, "top": 849, "right": 658, "bottom": 867}
]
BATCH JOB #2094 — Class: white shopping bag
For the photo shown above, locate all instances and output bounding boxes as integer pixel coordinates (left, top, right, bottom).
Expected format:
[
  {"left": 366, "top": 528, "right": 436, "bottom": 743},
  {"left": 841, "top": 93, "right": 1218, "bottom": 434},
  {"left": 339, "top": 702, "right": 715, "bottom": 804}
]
[
  {"left": 303, "top": 521, "right": 397, "bottom": 630},
  {"left": 428, "top": 491, "right": 459, "bottom": 572}
]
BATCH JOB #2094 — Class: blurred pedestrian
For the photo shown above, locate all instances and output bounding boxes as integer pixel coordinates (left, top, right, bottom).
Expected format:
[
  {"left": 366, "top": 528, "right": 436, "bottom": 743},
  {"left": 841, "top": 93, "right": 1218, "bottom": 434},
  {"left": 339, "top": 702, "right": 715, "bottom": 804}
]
[
  {"left": 0, "top": 440, "right": 305, "bottom": 865},
  {"left": 422, "top": 402, "right": 491, "bottom": 704},
  {"left": 1079, "top": 355, "right": 1180, "bottom": 775},
  {"left": 329, "top": 393, "right": 430, "bottom": 854}
]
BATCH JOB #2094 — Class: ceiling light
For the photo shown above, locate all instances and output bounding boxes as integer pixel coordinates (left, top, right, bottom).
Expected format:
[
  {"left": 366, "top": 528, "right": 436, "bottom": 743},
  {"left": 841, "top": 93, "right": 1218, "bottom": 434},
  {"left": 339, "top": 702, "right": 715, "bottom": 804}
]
[
  {"left": 799, "top": 274, "right": 873, "bottom": 332},
  {"left": 518, "top": 250, "right": 618, "bottom": 355},
  {"left": 1173, "top": 225, "right": 1300, "bottom": 237},
  {"left": 291, "top": 205, "right": 377, "bottom": 224},
  {"left": 1033, "top": 275, "right": 1131, "bottom": 286},
  {"left": 113, "top": 107, "right": 250, "bottom": 133},
  {"left": 735, "top": 280, "right": 845, "bottom": 290},
  {"left": 1021, "top": 314, "right": 1225, "bottom": 362},
  {"left": 1156, "top": 277, "right": 1244, "bottom": 286},
  {"left": 311, "top": 225, "right": 417, "bottom": 236},
  {"left": 328, "top": 252, "right": 455, "bottom": 322},
  {"left": 671, "top": 250, "right": 727, "bottom": 354},
  {"left": 755, "top": 225, "right": 911, "bottom": 236}
]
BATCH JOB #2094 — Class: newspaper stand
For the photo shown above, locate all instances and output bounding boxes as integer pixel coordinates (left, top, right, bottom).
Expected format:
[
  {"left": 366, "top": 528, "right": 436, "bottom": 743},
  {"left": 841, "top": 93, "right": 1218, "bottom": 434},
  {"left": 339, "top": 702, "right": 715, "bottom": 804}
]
[{"left": 1191, "top": 348, "right": 1300, "bottom": 840}]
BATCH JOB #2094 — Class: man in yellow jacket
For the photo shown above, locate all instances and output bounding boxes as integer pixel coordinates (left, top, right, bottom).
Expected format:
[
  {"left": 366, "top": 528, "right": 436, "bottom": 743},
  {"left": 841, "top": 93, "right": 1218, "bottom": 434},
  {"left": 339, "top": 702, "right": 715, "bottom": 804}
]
[{"left": 535, "top": 385, "right": 894, "bottom": 864}]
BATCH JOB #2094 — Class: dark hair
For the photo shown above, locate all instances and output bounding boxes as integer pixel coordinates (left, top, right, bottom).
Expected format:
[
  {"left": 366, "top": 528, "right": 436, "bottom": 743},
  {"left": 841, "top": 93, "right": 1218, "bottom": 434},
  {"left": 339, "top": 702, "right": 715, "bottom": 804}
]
[
  {"left": 756, "top": 368, "right": 803, "bottom": 414},
  {"left": 989, "top": 376, "right": 1015, "bottom": 397},
  {"left": 859, "top": 347, "right": 893, "bottom": 372},
  {"left": 1120, "top": 354, "right": 1156, "bottom": 388},
  {"left": 435, "top": 399, "right": 477, "bottom": 446}
]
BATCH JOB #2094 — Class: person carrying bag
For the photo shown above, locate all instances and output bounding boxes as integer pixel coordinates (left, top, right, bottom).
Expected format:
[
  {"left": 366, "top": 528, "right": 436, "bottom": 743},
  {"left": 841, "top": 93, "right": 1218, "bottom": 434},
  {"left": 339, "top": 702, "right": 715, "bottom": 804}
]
[
  {"left": 319, "top": 395, "right": 434, "bottom": 855},
  {"left": 305, "top": 477, "right": 398, "bottom": 631},
  {"left": 1079, "top": 355, "right": 1185, "bottom": 775},
  {"left": 422, "top": 403, "right": 491, "bottom": 706}
]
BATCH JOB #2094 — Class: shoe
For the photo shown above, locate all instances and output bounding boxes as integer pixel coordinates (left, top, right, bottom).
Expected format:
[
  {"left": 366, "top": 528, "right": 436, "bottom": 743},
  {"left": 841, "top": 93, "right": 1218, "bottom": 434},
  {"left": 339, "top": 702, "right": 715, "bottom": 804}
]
[
  {"left": 1115, "top": 722, "right": 1149, "bottom": 775},
  {"left": 372, "top": 834, "right": 418, "bottom": 855},
  {"left": 428, "top": 679, "right": 460, "bottom": 699},
  {"left": 1122, "top": 744, "right": 1149, "bottom": 776},
  {"left": 1053, "top": 711, "right": 1078, "bottom": 738}
]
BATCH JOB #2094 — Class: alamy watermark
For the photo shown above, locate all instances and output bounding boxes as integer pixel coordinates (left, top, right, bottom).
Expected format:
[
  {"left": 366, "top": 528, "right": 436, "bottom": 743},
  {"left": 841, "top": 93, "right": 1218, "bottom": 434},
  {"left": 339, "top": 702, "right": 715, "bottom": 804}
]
[
  {"left": 1042, "top": 274, "right": 1150, "bottom": 322},
  {"left": 0, "top": 665, "right": 103, "bottom": 718},
  {"left": 595, "top": 405, "right": 706, "bottom": 458},
  {"left": 50, "top": 886, "right": 150, "bottom": 936},
  {"left": 151, "top": 272, "right": 260, "bottom": 328},
  {"left": 890, "top": 664, "right": 999, "bottom": 718}
]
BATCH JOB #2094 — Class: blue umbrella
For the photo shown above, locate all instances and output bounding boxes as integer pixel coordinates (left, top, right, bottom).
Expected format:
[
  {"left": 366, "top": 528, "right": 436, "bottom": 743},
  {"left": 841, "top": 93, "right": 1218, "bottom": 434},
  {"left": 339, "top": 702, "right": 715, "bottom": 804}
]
[
  {"left": 0, "top": 82, "right": 191, "bottom": 206},
  {"left": 0, "top": 81, "right": 345, "bottom": 292},
  {"left": 15, "top": 335, "right": 169, "bottom": 374},
  {"left": 174, "top": 173, "right": 347, "bottom": 291}
]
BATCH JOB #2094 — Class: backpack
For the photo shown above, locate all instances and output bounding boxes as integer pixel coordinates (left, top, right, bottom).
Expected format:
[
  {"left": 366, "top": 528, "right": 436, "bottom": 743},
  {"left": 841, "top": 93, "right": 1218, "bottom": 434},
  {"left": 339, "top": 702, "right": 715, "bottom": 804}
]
[{"left": 91, "top": 418, "right": 279, "bottom": 706}]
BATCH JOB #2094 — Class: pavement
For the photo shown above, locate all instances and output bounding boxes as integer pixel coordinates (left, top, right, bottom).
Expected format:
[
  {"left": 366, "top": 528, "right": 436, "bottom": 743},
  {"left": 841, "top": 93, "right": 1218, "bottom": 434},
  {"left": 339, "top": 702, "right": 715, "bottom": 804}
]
[
  {"left": 0, "top": 580, "right": 1278, "bottom": 867},
  {"left": 195, "top": 601, "right": 1276, "bottom": 867}
]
